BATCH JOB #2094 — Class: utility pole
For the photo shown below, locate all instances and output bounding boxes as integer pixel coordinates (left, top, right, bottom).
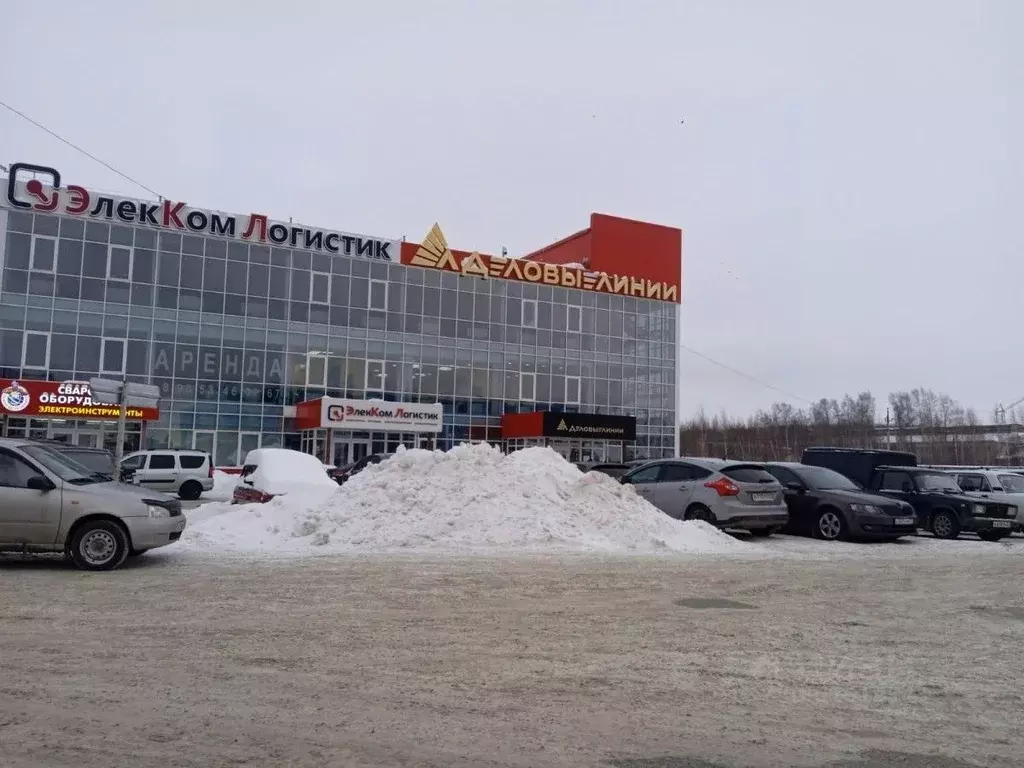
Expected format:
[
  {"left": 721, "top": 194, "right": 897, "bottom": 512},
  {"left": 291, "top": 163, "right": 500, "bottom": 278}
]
[{"left": 114, "top": 379, "right": 129, "bottom": 469}]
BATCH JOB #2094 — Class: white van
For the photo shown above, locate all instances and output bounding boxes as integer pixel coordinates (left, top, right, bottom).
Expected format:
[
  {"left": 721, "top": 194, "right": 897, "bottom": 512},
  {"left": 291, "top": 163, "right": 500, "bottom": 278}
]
[{"left": 120, "top": 450, "right": 215, "bottom": 500}]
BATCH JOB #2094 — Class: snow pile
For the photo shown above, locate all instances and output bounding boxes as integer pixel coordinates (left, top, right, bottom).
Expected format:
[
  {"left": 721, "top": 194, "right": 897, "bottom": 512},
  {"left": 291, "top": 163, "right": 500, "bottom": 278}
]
[
  {"left": 206, "top": 470, "right": 239, "bottom": 501},
  {"left": 180, "top": 444, "right": 752, "bottom": 556}
]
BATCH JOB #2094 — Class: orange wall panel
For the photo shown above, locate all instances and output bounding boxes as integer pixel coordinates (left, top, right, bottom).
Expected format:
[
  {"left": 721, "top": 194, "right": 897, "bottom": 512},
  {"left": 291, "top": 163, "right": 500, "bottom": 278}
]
[
  {"left": 589, "top": 213, "right": 682, "bottom": 288},
  {"left": 295, "top": 398, "right": 322, "bottom": 430},
  {"left": 501, "top": 411, "right": 545, "bottom": 439}
]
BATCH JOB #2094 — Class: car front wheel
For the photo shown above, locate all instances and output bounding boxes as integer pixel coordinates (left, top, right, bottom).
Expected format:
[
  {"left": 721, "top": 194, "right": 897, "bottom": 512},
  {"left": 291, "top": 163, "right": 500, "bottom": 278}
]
[
  {"left": 68, "top": 520, "right": 130, "bottom": 571},
  {"left": 814, "top": 509, "right": 846, "bottom": 541},
  {"left": 931, "top": 510, "right": 960, "bottom": 540}
]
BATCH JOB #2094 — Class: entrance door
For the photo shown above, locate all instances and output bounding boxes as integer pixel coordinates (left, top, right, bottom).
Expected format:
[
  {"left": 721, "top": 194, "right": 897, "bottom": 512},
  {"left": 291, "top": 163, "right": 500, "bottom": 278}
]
[
  {"left": 238, "top": 432, "right": 261, "bottom": 465},
  {"left": 332, "top": 438, "right": 349, "bottom": 467},
  {"left": 193, "top": 430, "right": 216, "bottom": 462},
  {"left": 340, "top": 439, "right": 366, "bottom": 466},
  {"left": 76, "top": 432, "right": 99, "bottom": 448},
  {"left": 350, "top": 440, "right": 370, "bottom": 463},
  {"left": 332, "top": 437, "right": 371, "bottom": 467}
]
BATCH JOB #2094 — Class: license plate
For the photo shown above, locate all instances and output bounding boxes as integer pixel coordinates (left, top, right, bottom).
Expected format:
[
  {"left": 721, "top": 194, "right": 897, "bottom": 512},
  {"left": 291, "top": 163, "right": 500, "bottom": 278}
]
[
  {"left": 992, "top": 520, "right": 1012, "bottom": 529},
  {"left": 894, "top": 517, "right": 916, "bottom": 526},
  {"left": 751, "top": 492, "right": 774, "bottom": 502}
]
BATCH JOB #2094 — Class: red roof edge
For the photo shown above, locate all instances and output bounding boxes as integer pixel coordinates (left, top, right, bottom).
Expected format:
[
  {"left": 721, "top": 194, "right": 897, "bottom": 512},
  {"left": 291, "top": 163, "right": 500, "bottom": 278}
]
[{"left": 522, "top": 226, "right": 591, "bottom": 264}]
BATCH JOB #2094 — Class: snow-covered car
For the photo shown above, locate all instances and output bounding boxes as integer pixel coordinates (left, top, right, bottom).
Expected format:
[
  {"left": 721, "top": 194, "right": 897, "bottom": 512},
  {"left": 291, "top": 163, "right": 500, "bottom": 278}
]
[{"left": 231, "top": 448, "right": 338, "bottom": 504}]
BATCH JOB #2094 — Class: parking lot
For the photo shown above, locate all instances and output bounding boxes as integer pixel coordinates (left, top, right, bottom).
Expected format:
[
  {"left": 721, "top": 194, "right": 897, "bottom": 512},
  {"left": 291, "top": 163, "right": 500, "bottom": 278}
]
[{"left": 2, "top": 544, "right": 1022, "bottom": 768}]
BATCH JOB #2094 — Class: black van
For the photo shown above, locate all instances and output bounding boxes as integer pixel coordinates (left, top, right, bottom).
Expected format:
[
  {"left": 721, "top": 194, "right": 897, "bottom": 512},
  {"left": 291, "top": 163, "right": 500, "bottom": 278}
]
[{"left": 801, "top": 447, "right": 917, "bottom": 488}]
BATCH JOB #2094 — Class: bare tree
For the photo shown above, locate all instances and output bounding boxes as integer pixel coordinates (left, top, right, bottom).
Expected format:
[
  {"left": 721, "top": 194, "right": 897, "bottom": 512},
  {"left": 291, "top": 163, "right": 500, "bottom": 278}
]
[{"left": 680, "top": 389, "right": 1009, "bottom": 465}]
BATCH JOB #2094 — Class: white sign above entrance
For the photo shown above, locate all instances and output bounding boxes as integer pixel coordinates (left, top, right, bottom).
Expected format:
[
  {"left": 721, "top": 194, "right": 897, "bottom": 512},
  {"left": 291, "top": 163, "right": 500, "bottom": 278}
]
[{"left": 320, "top": 398, "right": 443, "bottom": 433}]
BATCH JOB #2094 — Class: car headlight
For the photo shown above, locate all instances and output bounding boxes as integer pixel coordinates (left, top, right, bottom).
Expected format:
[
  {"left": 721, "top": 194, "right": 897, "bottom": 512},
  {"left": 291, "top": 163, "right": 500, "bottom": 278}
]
[
  {"left": 974, "top": 504, "right": 987, "bottom": 516},
  {"left": 146, "top": 504, "right": 170, "bottom": 518},
  {"left": 850, "top": 504, "right": 883, "bottom": 515}
]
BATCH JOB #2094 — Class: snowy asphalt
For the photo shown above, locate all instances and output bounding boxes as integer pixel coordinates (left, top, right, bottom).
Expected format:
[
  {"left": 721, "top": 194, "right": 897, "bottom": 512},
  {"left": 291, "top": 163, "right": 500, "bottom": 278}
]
[{"left": 1, "top": 541, "right": 1023, "bottom": 767}]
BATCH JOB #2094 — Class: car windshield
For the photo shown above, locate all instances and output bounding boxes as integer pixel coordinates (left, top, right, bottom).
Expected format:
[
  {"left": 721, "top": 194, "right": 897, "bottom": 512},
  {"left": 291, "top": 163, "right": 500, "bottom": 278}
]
[
  {"left": 916, "top": 472, "right": 961, "bottom": 492},
  {"left": 794, "top": 466, "right": 859, "bottom": 490},
  {"left": 60, "top": 450, "right": 115, "bottom": 477},
  {"left": 998, "top": 474, "right": 1024, "bottom": 493},
  {"left": 21, "top": 445, "right": 99, "bottom": 484}
]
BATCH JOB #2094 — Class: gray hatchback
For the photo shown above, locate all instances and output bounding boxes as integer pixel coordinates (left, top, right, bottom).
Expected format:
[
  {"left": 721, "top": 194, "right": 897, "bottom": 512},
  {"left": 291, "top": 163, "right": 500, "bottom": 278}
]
[{"left": 622, "top": 457, "right": 789, "bottom": 536}]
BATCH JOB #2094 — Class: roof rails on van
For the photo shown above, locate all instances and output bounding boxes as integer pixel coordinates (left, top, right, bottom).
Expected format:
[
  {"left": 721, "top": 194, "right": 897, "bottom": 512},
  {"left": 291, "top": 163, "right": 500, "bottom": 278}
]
[
  {"left": 134, "top": 448, "right": 207, "bottom": 453},
  {"left": 803, "top": 446, "right": 917, "bottom": 458}
]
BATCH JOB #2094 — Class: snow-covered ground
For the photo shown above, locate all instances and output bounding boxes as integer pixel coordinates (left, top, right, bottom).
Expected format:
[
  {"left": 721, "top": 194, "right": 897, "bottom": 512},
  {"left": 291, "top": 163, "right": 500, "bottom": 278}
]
[{"left": 178, "top": 444, "right": 1024, "bottom": 562}]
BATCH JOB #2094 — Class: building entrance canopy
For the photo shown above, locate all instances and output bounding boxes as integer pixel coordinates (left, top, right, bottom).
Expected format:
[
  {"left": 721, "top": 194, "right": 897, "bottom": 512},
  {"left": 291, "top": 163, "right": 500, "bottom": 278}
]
[{"left": 296, "top": 397, "right": 443, "bottom": 433}]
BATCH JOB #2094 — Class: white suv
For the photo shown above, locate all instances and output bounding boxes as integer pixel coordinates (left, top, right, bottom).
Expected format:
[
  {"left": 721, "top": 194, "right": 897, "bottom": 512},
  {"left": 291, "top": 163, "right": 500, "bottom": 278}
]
[{"left": 120, "top": 450, "right": 215, "bottom": 501}]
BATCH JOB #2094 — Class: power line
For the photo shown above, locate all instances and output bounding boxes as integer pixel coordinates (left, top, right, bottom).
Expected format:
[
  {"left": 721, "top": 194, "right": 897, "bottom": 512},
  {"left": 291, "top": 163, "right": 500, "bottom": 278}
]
[
  {"left": 679, "top": 342, "right": 811, "bottom": 404},
  {"left": 0, "top": 99, "right": 162, "bottom": 199}
]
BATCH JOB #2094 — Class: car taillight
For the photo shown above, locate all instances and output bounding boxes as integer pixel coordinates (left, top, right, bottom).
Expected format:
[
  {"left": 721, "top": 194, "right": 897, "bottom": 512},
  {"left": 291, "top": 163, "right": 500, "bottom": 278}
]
[{"left": 705, "top": 477, "right": 740, "bottom": 497}]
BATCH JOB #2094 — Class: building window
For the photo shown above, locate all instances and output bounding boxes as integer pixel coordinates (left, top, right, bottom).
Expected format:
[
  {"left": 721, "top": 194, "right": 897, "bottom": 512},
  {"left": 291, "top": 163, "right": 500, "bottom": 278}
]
[
  {"left": 369, "top": 279, "right": 388, "bottom": 310},
  {"left": 30, "top": 236, "right": 56, "bottom": 272},
  {"left": 520, "top": 372, "right": 536, "bottom": 401},
  {"left": 522, "top": 299, "right": 538, "bottom": 328},
  {"left": 22, "top": 332, "right": 50, "bottom": 369},
  {"left": 567, "top": 305, "right": 582, "bottom": 333},
  {"left": 107, "top": 245, "right": 133, "bottom": 281},
  {"left": 310, "top": 272, "right": 330, "bottom": 304},
  {"left": 366, "top": 359, "right": 385, "bottom": 391},
  {"left": 101, "top": 338, "right": 127, "bottom": 374},
  {"left": 565, "top": 376, "right": 581, "bottom": 404},
  {"left": 305, "top": 354, "right": 327, "bottom": 387}
]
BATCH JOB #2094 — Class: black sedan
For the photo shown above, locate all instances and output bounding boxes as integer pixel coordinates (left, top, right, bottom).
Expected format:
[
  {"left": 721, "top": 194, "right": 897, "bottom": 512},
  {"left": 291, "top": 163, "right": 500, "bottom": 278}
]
[
  {"left": 332, "top": 453, "right": 388, "bottom": 485},
  {"left": 765, "top": 462, "right": 919, "bottom": 541}
]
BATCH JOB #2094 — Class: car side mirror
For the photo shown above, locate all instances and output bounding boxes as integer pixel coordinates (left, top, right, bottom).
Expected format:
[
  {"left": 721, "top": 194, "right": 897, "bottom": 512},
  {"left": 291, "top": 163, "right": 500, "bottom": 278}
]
[
  {"left": 27, "top": 475, "right": 55, "bottom": 492},
  {"left": 785, "top": 481, "right": 806, "bottom": 493}
]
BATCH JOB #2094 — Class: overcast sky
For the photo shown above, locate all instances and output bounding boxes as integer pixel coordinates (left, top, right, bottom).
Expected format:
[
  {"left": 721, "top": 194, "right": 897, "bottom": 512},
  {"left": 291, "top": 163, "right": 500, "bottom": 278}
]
[{"left": 3, "top": 1, "right": 1021, "bottom": 420}]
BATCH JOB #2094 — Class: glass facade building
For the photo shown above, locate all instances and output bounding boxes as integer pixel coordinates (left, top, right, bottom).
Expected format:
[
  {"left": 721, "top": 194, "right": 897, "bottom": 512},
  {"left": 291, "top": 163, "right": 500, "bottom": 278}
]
[{"left": 0, "top": 165, "right": 680, "bottom": 466}]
